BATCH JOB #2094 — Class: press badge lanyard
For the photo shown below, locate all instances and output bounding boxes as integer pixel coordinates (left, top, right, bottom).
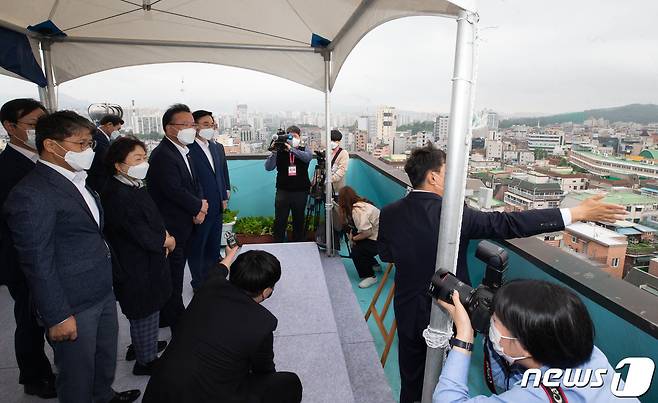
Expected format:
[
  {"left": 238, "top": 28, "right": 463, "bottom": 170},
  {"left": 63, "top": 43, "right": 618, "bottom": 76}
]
[
  {"left": 288, "top": 152, "right": 297, "bottom": 176},
  {"left": 483, "top": 341, "right": 568, "bottom": 403}
]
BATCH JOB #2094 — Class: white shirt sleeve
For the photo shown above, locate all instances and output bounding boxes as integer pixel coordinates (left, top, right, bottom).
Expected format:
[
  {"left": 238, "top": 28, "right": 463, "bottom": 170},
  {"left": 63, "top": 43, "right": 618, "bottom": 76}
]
[{"left": 559, "top": 208, "right": 572, "bottom": 226}]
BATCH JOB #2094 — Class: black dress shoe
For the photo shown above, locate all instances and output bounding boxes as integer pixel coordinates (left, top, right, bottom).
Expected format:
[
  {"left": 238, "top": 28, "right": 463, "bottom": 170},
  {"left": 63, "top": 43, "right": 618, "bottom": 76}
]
[
  {"left": 125, "top": 340, "right": 168, "bottom": 361},
  {"left": 24, "top": 378, "right": 57, "bottom": 399},
  {"left": 108, "top": 389, "right": 141, "bottom": 403},
  {"left": 133, "top": 358, "right": 160, "bottom": 376}
]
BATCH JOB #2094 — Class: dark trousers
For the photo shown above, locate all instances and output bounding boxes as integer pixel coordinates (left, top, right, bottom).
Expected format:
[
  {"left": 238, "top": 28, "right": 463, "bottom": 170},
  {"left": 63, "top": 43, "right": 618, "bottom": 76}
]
[
  {"left": 51, "top": 292, "right": 118, "bottom": 403},
  {"left": 188, "top": 210, "right": 222, "bottom": 289},
  {"left": 160, "top": 244, "right": 186, "bottom": 329},
  {"left": 351, "top": 239, "right": 378, "bottom": 278},
  {"left": 129, "top": 311, "right": 160, "bottom": 365},
  {"left": 7, "top": 279, "right": 54, "bottom": 384},
  {"left": 240, "top": 372, "right": 303, "bottom": 403},
  {"left": 396, "top": 304, "right": 430, "bottom": 403},
  {"left": 273, "top": 190, "right": 308, "bottom": 242}
]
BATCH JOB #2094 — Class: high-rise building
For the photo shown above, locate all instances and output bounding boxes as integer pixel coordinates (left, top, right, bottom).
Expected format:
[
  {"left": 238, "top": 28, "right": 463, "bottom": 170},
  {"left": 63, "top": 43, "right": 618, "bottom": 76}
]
[
  {"left": 433, "top": 115, "right": 450, "bottom": 149},
  {"left": 355, "top": 131, "right": 368, "bottom": 152},
  {"left": 376, "top": 106, "right": 397, "bottom": 145},
  {"left": 486, "top": 111, "right": 499, "bottom": 130},
  {"left": 237, "top": 104, "right": 248, "bottom": 125}
]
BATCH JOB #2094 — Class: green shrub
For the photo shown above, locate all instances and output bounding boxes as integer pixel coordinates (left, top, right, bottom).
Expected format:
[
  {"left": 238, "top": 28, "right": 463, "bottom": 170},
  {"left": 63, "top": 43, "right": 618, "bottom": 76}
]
[
  {"left": 223, "top": 209, "right": 239, "bottom": 224},
  {"left": 234, "top": 216, "right": 274, "bottom": 236}
]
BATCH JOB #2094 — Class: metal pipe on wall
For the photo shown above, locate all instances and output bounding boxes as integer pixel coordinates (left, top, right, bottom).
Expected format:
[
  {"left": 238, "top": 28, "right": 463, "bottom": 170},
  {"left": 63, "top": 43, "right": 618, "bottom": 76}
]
[
  {"left": 323, "top": 51, "right": 334, "bottom": 256},
  {"left": 421, "top": 10, "right": 478, "bottom": 403}
]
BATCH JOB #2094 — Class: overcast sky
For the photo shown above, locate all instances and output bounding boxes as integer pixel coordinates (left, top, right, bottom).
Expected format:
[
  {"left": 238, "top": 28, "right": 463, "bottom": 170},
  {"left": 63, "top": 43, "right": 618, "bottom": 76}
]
[{"left": 1, "top": 0, "right": 657, "bottom": 117}]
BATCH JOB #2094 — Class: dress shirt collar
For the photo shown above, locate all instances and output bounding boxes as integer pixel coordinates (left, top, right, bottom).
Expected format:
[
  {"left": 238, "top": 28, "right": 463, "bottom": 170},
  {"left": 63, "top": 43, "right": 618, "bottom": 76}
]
[
  {"left": 97, "top": 126, "right": 111, "bottom": 140},
  {"left": 195, "top": 137, "right": 211, "bottom": 150},
  {"left": 8, "top": 143, "right": 39, "bottom": 163},
  {"left": 166, "top": 135, "right": 189, "bottom": 155}
]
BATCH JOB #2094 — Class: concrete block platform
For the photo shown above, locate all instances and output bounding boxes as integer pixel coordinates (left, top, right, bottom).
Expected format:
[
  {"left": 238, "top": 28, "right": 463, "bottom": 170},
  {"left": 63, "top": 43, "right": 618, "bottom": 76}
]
[{"left": 0, "top": 242, "right": 393, "bottom": 402}]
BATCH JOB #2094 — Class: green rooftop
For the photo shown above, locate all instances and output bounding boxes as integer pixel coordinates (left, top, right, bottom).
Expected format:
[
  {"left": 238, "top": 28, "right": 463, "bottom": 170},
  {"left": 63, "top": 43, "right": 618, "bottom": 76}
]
[
  {"left": 567, "top": 190, "right": 658, "bottom": 206},
  {"left": 573, "top": 150, "right": 658, "bottom": 170}
]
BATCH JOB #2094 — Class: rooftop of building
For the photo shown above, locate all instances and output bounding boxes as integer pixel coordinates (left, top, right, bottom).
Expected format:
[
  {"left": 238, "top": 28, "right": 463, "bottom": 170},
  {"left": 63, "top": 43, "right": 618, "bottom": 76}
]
[
  {"left": 506, "top": 177, "right": 563, "bottom": 192},
  {"left": 566, "top": 222, "right": 628, "bottom": 246},
  {"left": 572, "top": 150, "right": 658, "bottom": 170},
  {"left": 563, "top": 189, "right": 658, "bottom": 206}
]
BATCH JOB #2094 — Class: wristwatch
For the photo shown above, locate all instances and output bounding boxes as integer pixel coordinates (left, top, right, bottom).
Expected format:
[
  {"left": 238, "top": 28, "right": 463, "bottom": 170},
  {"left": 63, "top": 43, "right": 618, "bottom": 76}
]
[{"left": 450, "top": 337, "right": 474, "bottom": 352}]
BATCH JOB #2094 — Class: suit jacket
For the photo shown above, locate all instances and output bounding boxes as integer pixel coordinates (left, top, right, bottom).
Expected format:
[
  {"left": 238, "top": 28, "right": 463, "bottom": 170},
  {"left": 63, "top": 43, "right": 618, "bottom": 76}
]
[
  {"left": 3, "top": 162, "right": 113, "bottom": 327},
  {"left": 146, "top": 137, "right": 203, "bottom": 243},
  {"left": 86, "top": 128, "right": 111, "bottom": 193},
  {"left": 143, "top": 264, "right": 277, "bottom": 403},
  {"left": 377, "top": 191, "right": 564, "bottom": 338},
  {"left": 101, "top": 177, "right": 172, "bottom": 320},
  {"left": 0, "top": 145, "right": 36, "bottom": 286},
  {"left": 188, "top": 140, "right": 230, "bottom": 219}
]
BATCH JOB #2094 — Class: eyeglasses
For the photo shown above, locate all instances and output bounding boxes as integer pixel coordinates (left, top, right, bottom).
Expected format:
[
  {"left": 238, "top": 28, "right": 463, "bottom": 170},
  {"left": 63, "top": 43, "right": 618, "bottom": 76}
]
[
  {"left": 60, "top": 139, "right": 96, "bottom": 150},
  {"left": 169, "top": 123, "right": 198, "bottom": 129},
  {"left": 16, "top": 120, "right": 38, "bottom": 129}
]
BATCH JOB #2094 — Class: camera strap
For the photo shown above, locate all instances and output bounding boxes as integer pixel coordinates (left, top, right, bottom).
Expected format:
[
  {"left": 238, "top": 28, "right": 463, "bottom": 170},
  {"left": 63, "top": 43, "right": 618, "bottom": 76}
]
[
  {"left": 483, "top": 342, "right": 568, "bottom": 403},
  {"left": 331, "top": 147, "right": 342, "bottom": 166}
]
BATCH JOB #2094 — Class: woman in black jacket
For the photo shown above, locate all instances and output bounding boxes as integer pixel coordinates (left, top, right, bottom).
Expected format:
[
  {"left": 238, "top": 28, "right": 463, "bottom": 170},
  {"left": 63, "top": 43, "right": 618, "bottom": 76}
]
[{"left": 101, "top": 136, "right": 176, "bottom": 375}]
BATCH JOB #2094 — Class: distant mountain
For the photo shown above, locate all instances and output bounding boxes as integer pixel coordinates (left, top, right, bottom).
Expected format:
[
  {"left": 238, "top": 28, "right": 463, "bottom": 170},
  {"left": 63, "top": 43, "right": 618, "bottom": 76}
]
[{"left": 500, "top": 104, "right": 658, "bottom": 128}]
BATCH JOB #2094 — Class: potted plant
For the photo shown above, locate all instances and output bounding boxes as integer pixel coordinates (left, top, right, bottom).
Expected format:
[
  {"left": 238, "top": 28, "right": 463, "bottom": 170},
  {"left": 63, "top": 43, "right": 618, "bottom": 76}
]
[
  {"left": 234, "top": 216, "right": 275, "bottom": 244},
  {"left": 221, "top": 209, "right": 239, "bottom": 246}
]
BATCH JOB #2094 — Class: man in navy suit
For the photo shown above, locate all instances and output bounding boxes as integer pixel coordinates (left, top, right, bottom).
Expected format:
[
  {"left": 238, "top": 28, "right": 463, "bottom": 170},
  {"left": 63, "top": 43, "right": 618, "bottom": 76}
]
[
  {"left": 87, "top": 114, "right": 123, "bottom": 193},
  {"left": 187, "top": 110, "right": 231, "bottom": 290},
  {"left": 4, "top": 111, "right": 140, "bottom": 403},
  {"left": 146, "top": 104, "right": 208, "bottom": 328},
  {"left": 0, "top": 98, "right": 55, "bottom": 399},
  {"left": 377, "top": 144, "right": 627, "bottom": 403}
]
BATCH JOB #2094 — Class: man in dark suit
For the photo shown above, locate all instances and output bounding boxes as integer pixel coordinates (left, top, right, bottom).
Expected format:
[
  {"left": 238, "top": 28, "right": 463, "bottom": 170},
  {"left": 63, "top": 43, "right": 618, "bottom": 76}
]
[
  {"left": 87, "top": 114, "right": 123, "bottom": 193},
  {"left": 143, "top": 248, "right": 302, "bottom": 403},
  {"left": 0, "top": 98, "right": 55, "bottom": 399},
  {"left": 4, "top": 111, "right": 140, "bottom": 403},
  {"left": 187, "top": 109, "right": 231, "bottom": 289},
  {"left": 146, "top": 104, "right": 207, "bottom": 328},
  {"left": 377, "top": 144, "right": 627, "bottom": 403}
]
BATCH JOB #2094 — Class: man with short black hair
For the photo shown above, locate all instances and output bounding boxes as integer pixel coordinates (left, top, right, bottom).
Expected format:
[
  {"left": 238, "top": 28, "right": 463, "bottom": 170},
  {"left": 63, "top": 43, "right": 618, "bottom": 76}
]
[
  {"left": 378, "top": 144, "right": 628, "bottom": 403},
  {"left": 87, "top": 114, "right": 124, "bottom": 192},
  {"left": 0, "top": 98, "right": 55, "bottom": 398},
  {"left": 143, "top": 248, "right": 303, "bottom": 403},
  {"left": 265, "top": 125, "right": 312, "bottom": 242},
  {"left": 4, "top": 110, "right": 140, "bottom": 403},
  {"left": 330, "top": 129, "right": 349, "bottom": 192},
  {"left": 147, "top": 104, "right": 207, "bottom": 328},
  {"left": 187, "top": 109, "right": 231, "bottom": 289}
]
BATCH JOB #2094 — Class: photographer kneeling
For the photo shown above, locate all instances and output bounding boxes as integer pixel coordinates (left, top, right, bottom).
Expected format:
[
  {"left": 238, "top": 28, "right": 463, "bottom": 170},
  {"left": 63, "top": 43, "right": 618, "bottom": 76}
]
[
  {"left": 338, "top": 186, "right": 381, "bottom": 288},
  {"left": 265, "top": 125, "right": 312, "bottom": 242},
  {"left": 434, "top": 279, "right": 638, "bottom": 403}
]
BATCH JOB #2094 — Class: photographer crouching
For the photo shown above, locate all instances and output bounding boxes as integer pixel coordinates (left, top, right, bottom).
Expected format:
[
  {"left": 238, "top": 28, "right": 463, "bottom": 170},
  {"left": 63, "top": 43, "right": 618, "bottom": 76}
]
[
  {"left": 432, "top": 276, "right": 638, "bottom": 402},
  {"left": 265, "top": 125, "right": 312, "bottom": 242}
]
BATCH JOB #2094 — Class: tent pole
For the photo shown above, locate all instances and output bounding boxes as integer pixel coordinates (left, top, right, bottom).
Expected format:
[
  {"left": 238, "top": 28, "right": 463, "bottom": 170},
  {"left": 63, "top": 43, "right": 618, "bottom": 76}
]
[
  {"left": 323, "top": 51, "right": 334, "bottom": 257},
  {"left": 421, "top": 10, "right": 478, "bottom": 403},
  {"left": 41, "top": 40, "right": 57, "bottom": 112}
]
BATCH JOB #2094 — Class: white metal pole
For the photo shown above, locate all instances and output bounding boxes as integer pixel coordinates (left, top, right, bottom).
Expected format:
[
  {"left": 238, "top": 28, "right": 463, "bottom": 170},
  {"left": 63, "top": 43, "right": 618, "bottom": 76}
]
[
  {"left": 421, "top": 10, "right": 478, "bottom": 403},
  {"left": 323, "top": 51, "right": 334, "bottom": 256},
  {"left": 41, "top": 40, "right": 57, "bottom": 112}
]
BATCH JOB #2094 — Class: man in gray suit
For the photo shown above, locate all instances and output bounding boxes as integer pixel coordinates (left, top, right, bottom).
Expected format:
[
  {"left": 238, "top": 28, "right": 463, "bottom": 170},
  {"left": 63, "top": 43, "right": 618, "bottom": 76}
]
[{"left": 4, "top": 111, "right": 140, "bottom": 403}]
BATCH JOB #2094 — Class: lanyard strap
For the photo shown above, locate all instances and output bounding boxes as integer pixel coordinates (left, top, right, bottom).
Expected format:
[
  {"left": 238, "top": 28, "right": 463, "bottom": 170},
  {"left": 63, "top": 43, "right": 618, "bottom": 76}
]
[
  {"left": 289, "top": 152, "right": 295, "bottom": 165},
  {"left": 483, "top": 341, "right": 568, "bottom": 403}
]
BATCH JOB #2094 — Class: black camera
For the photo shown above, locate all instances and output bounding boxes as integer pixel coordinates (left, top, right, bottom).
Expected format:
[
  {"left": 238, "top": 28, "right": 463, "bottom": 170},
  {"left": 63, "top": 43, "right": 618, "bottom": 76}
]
[
  {"left": 268, "top": 129, "right": 293, "bottom": 152},
  {"left": 224, "top": 232, "right": 239, "bottom": 249},
  {"left": 427, "top": 240, "right": 508, "bottom": 334}
]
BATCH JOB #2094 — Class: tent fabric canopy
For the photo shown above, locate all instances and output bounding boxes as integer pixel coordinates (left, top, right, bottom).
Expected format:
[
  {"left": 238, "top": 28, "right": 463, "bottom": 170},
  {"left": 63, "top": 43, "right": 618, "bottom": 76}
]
[{"left": 0, "top": 0, "right": 475, "bottom": 91}]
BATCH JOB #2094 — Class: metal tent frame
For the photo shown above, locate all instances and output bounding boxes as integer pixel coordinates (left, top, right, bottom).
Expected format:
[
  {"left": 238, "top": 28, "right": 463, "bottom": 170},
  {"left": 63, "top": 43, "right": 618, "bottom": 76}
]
[{"left": 0, "top": 3, "right": 479, "bottom": 400}]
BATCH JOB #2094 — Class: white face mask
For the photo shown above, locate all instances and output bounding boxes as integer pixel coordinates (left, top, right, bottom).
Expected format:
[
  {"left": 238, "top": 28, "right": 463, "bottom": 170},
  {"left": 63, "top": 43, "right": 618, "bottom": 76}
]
[
  {"left": 198, "top": 128, "right": 217, "bottom": 141},
  {"left": 331, "top": 141, "right": 339, "bottom": 150},
  {"left": 489, "top": 319, "right": 530, "bottom": 365},
  {"left": 123, "top": 161, "right": 149, "bottom": 180},
  {"left": 176, "top": 127, "right": 196, "bottom": 145},
  {"left": 55, "top": 142, "right": 95, "bottom": 172},
  {"left": 110, "top": 130, "right": 122, "bottom": 140},
  {"left": 291, "top": 137, "right": 301, "bottom": 148},
  {"left": 25, "top": 129, "right": 37, "bottom": 149}
]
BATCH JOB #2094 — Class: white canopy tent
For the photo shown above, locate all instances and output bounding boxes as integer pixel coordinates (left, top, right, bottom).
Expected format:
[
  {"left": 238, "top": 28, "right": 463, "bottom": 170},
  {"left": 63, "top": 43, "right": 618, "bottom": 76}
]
[{"left": 0, "top": 1, "right": 479, "bottom": 400}]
